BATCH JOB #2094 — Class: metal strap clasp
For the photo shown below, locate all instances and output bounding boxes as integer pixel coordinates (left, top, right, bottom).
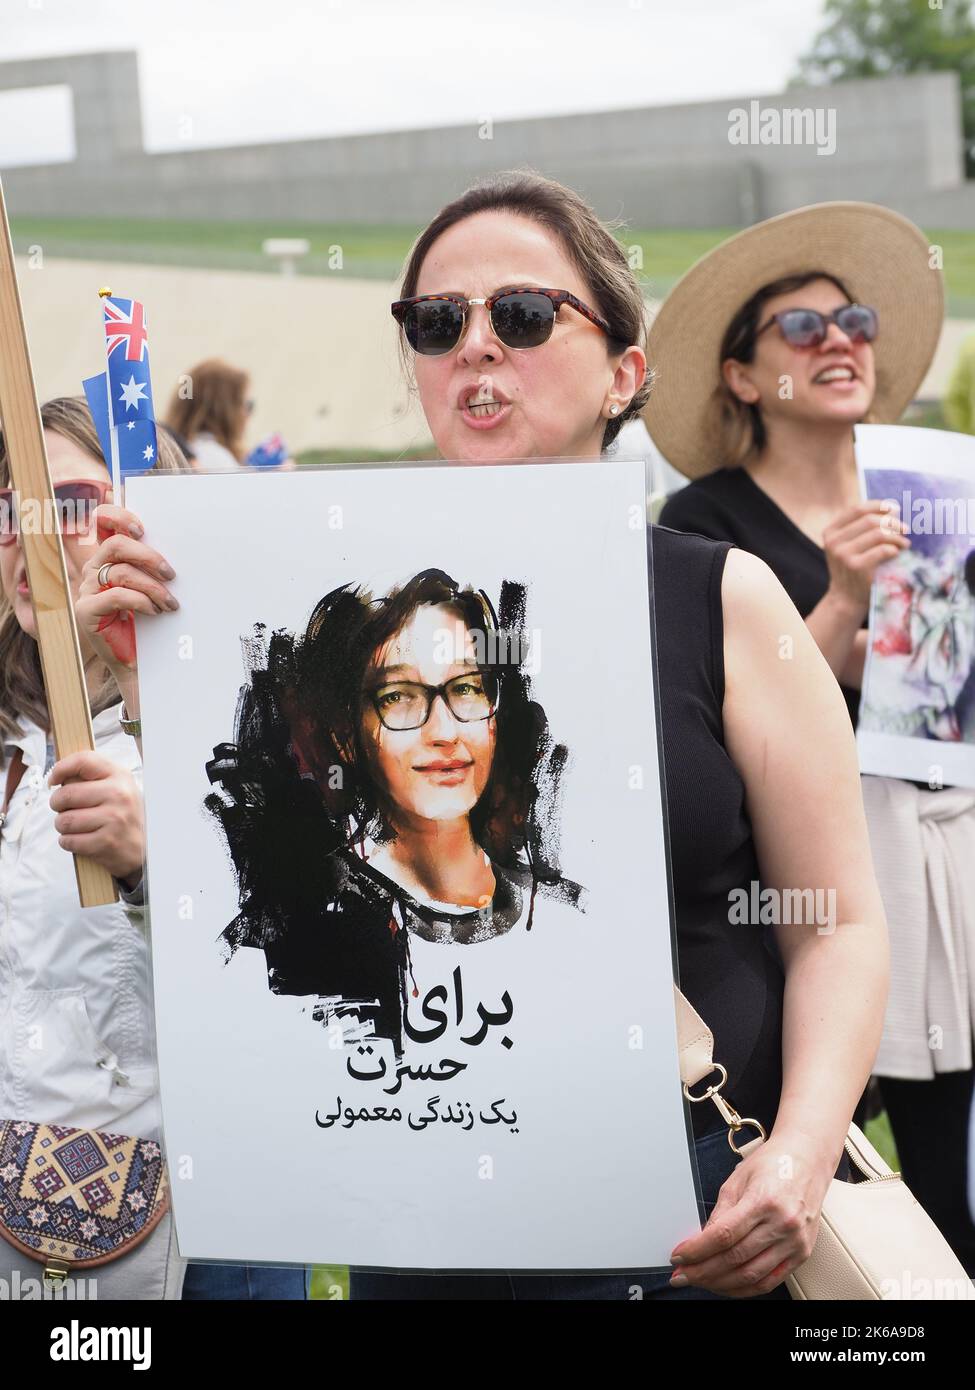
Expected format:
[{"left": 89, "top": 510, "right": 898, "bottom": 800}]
[{"left": 683, "top": 1063, "right": 768, "bottom": 1154}]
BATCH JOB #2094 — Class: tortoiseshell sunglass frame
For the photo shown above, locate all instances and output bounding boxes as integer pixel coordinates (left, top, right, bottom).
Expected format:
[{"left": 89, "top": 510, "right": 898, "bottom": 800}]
[{"left": 390, "top": 286, "right": 616, "bottom": 354}]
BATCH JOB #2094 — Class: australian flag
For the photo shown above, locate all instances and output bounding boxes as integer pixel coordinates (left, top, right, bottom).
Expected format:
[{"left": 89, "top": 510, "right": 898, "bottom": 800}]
[{"left": 83, "top": 295, "right": 158, "bottom": 490}]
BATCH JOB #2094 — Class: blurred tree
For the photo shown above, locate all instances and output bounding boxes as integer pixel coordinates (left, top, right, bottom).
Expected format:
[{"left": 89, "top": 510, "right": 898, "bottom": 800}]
[{"left": 794, "top": 0, "right": 975, "bottom": 175}]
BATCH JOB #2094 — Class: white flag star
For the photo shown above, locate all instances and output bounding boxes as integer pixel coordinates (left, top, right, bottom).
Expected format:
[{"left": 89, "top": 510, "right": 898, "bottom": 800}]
[
  {"left": 127, "top": 421, "right": 136, "bottom": 431},
  {"left": 142, "top": 443, "right": 155, "bottom": 462},
  {"left": 118, "top": 375, "right": 148, "bottom": 412}
]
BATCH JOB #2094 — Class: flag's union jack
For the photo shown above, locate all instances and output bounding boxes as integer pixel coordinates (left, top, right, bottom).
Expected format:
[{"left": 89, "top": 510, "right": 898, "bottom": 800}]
[{"left": 103, "top": 297, "right": 149, "bottom": 363}]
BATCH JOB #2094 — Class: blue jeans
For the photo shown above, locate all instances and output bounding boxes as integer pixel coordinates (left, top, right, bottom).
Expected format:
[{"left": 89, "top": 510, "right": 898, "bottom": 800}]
[
  {"left": 350, "top": 1126, "right": 842, "bottom": 1300},
  {"left": 182, "top": 1262, "right": 311, "bottom": 1300}
]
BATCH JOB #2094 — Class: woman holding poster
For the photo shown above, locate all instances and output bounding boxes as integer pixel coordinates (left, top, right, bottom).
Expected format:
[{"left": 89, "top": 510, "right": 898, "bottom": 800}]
[
  {"left": 654, "top": 203, "right": 975, "bottom": 1275},
  {"left": 0, "top": 397, "right": 186, "bottom": 1299},
  {"left": 77, "top": 172, "right": 890, "bottom": 1300}
]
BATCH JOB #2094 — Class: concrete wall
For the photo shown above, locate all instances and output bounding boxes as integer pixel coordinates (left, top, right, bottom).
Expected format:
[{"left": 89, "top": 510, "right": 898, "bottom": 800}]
[
  {"left": 18, "top": 252, "right": 968, "bottom": 457},
  {"left": 0, "top": 50, "right": 143, "bottom": 165},
  {"left": 1, "top": 51, "right": 971, "bottom": 227}
]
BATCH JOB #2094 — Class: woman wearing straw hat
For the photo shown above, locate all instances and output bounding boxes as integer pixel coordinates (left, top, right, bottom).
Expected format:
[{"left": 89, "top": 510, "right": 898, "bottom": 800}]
[{"left": 653, "top": 202, "right": 975, "bottom": 1275}]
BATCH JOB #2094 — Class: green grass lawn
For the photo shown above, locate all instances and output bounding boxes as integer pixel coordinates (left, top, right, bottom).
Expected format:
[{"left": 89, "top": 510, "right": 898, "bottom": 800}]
[
  {"left": 865, "top": 1109, "right": 898, "bottom": 1170},
  {"left": 11, "top": 217, "right": 975, "bottom": 316}
]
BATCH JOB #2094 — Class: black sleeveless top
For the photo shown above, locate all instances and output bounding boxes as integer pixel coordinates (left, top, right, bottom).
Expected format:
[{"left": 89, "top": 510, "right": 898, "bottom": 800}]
[
  {"left": 658, "top": 468, "right": 863, "bottom": 726},
  {"left": 658, "top": 468, "right": 950, "bottom": 806},
  {"left": 651, "top": 523, "right": 785, "bottom": 1141}
]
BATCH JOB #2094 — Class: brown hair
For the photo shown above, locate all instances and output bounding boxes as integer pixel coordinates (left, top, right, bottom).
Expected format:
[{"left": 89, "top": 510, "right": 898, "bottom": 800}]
[
  {"left": 0, "top": 396, "right": 187, "bottom": 750},
  {"left": 394, "top": 170, "right": 651, "bottom": 452},
  {"left": 717, "top": 270, "right": 874, "bottom": 467},
  {"left": 165, "top": 358, "right": 250, "bottom": 461}
]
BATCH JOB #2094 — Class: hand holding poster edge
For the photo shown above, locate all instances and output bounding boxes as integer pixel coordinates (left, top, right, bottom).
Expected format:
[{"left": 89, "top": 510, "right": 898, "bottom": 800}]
[{"left": 0, "top": 176, "right": 117, "bottom": 907}]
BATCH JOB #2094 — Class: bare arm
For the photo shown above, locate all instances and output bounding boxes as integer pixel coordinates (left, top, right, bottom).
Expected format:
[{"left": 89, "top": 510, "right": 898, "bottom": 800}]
[
  {"left": 838, "top": 628, "right": 868, "bottom": 690},
  {"left": 723, "top": 548, "right": 888, "bottom": 1171},
  {"left": 670, "top": 548, "right": 888, "bottom": 1296},
  {"left": 803, "top": 588, "right": 865, "bottom": 685}
]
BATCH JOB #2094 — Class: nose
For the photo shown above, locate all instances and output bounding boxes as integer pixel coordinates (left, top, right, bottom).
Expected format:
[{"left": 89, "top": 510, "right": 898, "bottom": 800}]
[
  {"left": 424, "top": 690, "right": 460, "bottom": 740},
  {"left": 458, "top": 303, "right": 503, "bottom": 366},
  {"left": 820, "top": 319, "right": 854, "bottom": 352}
]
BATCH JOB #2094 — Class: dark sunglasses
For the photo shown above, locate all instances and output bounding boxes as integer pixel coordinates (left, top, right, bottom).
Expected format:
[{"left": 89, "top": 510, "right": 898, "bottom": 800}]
[
  {"left": 755, "top": 304, "right": 879, "bottom": 349},
  {"left": 0, "top": 479, "right": 111, "bottom": 545},
  {"left": 391, "top": 286, "right": 616, "bottom": 356}
]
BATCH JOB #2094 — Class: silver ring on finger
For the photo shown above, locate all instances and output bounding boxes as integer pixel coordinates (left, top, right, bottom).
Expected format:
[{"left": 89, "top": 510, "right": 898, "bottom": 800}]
[{"left": 97, "top": 562, "right": 114, "bottom": 588}]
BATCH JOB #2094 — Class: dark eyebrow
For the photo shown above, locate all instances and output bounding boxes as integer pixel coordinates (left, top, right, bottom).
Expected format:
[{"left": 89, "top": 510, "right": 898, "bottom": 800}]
[{"left": 375, "top": 664, "right": 416, "bottom": 678}]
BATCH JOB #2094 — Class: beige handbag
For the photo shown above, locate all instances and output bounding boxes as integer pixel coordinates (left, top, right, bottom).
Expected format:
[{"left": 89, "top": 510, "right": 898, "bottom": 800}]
[{"left": 674, "top": 986, "right": 975, "bottom": 1300}]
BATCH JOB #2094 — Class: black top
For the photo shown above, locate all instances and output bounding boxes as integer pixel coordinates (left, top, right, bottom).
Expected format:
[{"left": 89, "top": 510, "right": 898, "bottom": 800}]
[
  {"left": 651, "top": 524, "right": 785, "bottom": 1141},
  {"left": 659, "top": 467, "right": 864, "bottom": 727}
]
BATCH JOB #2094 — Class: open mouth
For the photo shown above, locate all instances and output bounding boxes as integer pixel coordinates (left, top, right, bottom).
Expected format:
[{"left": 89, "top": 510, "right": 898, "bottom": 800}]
[
  {"left": 458, "top": 383, "right": 511, "bottom": 427},
  {"left": 461, "top": 398, "right": 511, "bottom": 429},
  {"left": 813, "top": 366, "right": 856, "bottom": 385}
]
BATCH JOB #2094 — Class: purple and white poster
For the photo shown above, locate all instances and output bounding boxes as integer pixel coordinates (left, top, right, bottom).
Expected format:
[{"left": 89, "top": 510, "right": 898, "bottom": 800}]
[
  {"left": 856, "top": 424, "right": 975, "bottom": 789},
  {"left": 126, "top": 458, "right": 700, "bottom": 1270}
]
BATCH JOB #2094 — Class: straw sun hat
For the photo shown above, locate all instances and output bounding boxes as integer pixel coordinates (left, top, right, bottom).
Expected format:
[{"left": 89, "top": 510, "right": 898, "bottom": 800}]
[{"left": 641, "top": 202, "right": 944, "bottom": 480}]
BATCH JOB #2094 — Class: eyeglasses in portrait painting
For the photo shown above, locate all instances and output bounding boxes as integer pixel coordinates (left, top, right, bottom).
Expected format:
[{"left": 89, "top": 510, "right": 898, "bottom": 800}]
[{"left": 204, "top": 568, "right": 584, "bottom": 1057}]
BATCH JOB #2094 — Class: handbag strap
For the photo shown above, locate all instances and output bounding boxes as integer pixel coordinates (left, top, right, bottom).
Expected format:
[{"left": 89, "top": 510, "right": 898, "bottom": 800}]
[
  {"left": 0, "top": 747, "right": 26, "bottom": 835},
  {"left": 673, "top": 982, "right": 893, "bottom": 1178}
]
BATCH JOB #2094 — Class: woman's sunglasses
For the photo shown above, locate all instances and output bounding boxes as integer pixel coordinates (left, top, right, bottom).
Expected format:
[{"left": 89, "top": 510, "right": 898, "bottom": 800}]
[
  {"left": 0, "top": 478, "right": 111, "bottom": 545},
  {"left": 391, "top": 287, "right": 616, "bottom": 356},
  {"left": 755, "top": 304, "right": 879, "bottom": 349}
]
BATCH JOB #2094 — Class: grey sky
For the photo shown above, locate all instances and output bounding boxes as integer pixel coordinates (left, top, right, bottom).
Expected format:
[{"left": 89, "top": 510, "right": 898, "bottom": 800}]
[{"left": 0, "top": 0, "right": 827, "bottom": 166}]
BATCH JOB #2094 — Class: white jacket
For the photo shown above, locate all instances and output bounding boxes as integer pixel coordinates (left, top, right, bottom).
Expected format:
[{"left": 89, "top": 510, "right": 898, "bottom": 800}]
[{"left": 0, "top": 704, "right": 160, "bottom": 1139}]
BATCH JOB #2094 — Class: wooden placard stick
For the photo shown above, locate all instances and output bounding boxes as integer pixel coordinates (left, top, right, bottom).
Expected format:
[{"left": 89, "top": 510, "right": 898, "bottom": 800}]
[{"left": 0, "top": 177, "right": 116, "bottom": 907}]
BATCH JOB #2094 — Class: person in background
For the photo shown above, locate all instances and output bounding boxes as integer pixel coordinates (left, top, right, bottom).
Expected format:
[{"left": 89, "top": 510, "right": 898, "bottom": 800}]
[
  {"left": 159, "top": 423, "right": 197, "bottom": 470},
  {"left": 165, "top": 359, "right": 296, "bottom": 473},
  {"left": 165, "top": 358, "right": 251, "bottom": 472},
  {"left": 944, "top": 333, "right": 975, "bottom": 434},
  {"left": 652, "top": 203, "right": 975, "bottom": 1276}
]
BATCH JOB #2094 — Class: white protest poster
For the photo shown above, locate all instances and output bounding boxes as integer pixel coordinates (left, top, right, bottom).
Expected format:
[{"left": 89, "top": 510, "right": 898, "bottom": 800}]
[
  {"left": 126, "top": 457, "right": 700, "bottom": 1269},
  {"left": 856, "top": 424, "right": 975, "bottom": 789}
]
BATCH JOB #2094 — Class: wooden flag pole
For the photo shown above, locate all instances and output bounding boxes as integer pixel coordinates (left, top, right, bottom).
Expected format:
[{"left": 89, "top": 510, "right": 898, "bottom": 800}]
[{"left": 0, "top": 176, "right": 117, "bottom": 908}]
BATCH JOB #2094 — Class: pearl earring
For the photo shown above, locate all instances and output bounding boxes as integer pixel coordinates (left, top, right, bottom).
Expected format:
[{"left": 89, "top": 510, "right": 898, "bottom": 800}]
[{"left": 609, "top": 404, "right": 619, "bottom": 416}]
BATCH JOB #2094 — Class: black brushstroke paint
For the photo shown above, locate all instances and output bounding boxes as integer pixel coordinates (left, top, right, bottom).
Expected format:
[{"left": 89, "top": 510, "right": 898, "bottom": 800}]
[{"left": 203, "top": 569, "right": 584, "bottom": 1058}]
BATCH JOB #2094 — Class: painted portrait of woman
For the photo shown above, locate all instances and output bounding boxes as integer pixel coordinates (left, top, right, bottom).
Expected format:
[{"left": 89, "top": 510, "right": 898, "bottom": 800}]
[
  {"left": 865, "top": 541, "right": 975, "bottom": 743},
  {"left": 204, "top": 567, "right": 583, "bottom": 1056}
]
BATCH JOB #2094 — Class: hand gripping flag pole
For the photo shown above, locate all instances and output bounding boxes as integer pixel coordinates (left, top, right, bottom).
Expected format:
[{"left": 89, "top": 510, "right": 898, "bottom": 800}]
[{"left": 0, "top": 178, "right": 116, "bottom": 907}]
